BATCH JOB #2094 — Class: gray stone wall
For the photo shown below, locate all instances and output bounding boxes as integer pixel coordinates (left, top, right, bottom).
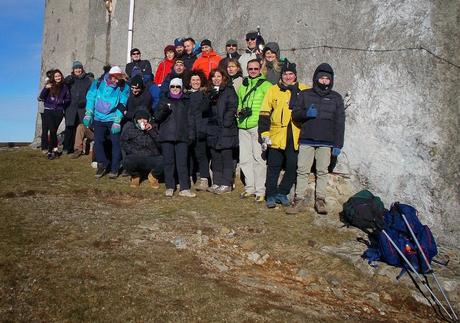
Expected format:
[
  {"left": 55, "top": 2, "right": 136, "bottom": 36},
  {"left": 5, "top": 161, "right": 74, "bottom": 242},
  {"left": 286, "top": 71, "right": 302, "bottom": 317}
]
[{"left": 37, "top": 0, "right": 459, "bottom": 247}]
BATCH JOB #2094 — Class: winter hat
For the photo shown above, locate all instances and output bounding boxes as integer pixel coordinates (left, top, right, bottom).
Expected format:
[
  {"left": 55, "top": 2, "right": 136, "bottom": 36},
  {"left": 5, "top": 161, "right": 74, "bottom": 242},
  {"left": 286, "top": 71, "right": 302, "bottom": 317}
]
[
  {"left": 174, "top": 58, "right": 185, "bottom": 66},
  {"left": 281, "top": 60, "right": 297, "bottom": 75},
  {"left": 72, "top": 61, "right": 83, "bottom": 69},
  {"left": 164, "top": 45, "right": 176, "bottom": 56},
  {"left": 130, "top": 48, "right": 140, "bottom": 55},
  {"left": 130, "top": 74, "right": 144, "bottom": 88},
  {"left": 134, "top": 109, "right": 150, "bottom": 121},
  {"left": 174, "top": 38, "right": 184, "bottom": 47},
  {"left": 170, "top": 78, "right": 183, "bottom": 88},
  {"left": 109, "top": 66, "right": 123, "bottom": 75},
  {"left": 226, "top": 39, "right": 238, "bottom": 46},
  {"left": 317, "top": 71, "right": 332, "bottom": 80},
  {"left": 262, "top": 42, "right": 280, "bottom": 58},
  {"left": 246, "top": 31, "right": 258, "bottom": 40},
  {"left": 200, "top": 39, "right": 212, "bottom": 47}
]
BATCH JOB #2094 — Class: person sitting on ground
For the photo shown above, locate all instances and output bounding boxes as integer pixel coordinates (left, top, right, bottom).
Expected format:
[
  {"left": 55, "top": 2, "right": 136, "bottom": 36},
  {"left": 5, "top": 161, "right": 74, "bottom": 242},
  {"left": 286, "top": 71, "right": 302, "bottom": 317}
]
[
  {"left": 154, "top": 78, "right": 196, "bottom": 198},
  {"left": 70, "top": 122, "right": 94, "bottom": 159},
  {"left": 261, "top": 42, "right": 284, "bottom": 84},
  {"left": 192, "top": 39, "right": 221, "bottom": 77},
  {"left": 218, "top": 39, "right": 241, "bottom": 70},
  {"left": 258, "top": 61, "right": 309, "bottom": 208},
  {"left": 160, "top": 58, "right": 187, "bottom": 96},
  {"left": 290, "top": 63, "right": 345, "bottom": 215},
  {"left": 38, "top": 69, "right": 71, "bottom": 160},
  {"left": 125, "top": 48, "right": 153, "bottom": 82},
  {"left": 63, "top": 61, "right": 93, "bottom": 154},
  {"left": 154, "top": 45, "right": 176, "bottom": 86},
  {"left": 120, "top": 110, "right": 163, "bottom": 188},
  {"left": 83, "top": 66, "right": 130, "bottom": 179}
]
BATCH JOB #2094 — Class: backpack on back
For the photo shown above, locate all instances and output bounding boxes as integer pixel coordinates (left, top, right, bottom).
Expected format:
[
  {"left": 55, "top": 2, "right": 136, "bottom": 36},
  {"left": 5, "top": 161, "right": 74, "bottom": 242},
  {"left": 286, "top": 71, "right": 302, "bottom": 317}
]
[{"left": 341, "top": 190, "right": 385, "bottom": 234}]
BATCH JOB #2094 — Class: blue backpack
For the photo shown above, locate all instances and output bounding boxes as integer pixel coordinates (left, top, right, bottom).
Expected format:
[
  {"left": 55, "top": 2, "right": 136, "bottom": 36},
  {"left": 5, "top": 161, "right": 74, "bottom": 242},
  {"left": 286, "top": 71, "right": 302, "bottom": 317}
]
[{"left": 363, "top": 202, "right": 438, "bottom": 275}]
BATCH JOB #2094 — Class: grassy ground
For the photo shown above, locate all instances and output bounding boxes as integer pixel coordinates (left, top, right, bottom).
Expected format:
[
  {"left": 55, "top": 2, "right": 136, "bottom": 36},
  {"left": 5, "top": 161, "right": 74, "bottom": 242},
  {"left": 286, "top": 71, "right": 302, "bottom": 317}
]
[{"left": 0, "top": 148, "right": 453, "bottom": 322}]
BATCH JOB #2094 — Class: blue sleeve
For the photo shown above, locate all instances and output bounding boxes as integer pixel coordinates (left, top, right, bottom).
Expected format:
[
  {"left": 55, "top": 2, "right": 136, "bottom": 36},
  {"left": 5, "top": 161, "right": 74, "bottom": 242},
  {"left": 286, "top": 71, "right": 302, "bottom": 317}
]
[
  {"left": 149, "top": 85, "right": 161, "bottom": 112},
  {"left": 85, "top": 80, "right": 98, "bottom": 116},
  {"left": 119, "top": 84, "right": 130, "bottom": 107}
]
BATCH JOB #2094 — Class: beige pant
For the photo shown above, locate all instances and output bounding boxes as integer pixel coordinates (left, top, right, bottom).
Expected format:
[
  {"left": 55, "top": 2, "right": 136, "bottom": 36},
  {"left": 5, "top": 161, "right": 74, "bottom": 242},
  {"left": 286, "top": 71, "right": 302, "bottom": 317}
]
[
  {"left": 295, "top": 145, "right": 330, "bottom": 200},
  {"left": 239, "top": 127, "right": 266, "bottom": 196},
  {"left": 74, "top": 124, "right": 94, "bottom": 151}
]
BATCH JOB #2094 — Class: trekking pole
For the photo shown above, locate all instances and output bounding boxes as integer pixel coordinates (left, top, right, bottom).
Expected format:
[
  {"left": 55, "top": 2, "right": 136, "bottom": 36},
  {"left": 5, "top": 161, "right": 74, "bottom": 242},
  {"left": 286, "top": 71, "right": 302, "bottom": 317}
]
[
  {"left": 400, "top": 213, "right": 458, "bottom": 321},
  {"left": 381, "top": 230, "right": 453, "bottom": 320}
]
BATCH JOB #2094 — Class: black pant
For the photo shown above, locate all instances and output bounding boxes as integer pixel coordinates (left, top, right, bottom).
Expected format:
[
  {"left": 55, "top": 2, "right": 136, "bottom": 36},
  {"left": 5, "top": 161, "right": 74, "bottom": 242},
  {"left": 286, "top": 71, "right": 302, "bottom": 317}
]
[
  {"left": 63, "top": 125, "right": 76, "bottom": 153},
  {"left": 265, "top": 130, "right": 298, "bottom": 198},
  {"left": 161, "top": 142, "right": 190, "bottom": 190},
  {"left": 42, "top": 109, "right": 64, "bottom": 153},
  {"left": 40, "top": 113, "right": 48, "bottom": 150},
  {"left": 210, "top": 148, "right": 233, "bottom": 186},
  {"left": 123, "top": 155, "right": 164, "bottom": 178},
  {"left": 189, "top": 139, "right": 210, "bottom": 180}
]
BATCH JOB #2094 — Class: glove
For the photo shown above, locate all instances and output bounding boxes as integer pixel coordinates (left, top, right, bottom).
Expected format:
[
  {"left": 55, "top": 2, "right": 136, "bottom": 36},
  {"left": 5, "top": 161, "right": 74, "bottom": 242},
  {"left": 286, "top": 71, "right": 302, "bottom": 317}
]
[
  {"left": 332, "top": 147, "right": 341, "bottom": 157},
  {"left": 111, "top": 123, "right": 121, "bottom": 135},
  {"left": 306, "top": 104, "right": 317, "bottom": 118},
  {"left": 261, "top": 136, "right": 271, "bottom": 152},
  {"left": 82, "top": 114, "right": 93, "bottom": 127}
]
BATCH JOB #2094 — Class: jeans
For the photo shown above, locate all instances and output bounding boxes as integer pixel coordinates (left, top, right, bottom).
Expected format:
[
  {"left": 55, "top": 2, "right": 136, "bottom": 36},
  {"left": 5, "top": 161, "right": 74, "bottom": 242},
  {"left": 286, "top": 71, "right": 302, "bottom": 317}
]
[{"left": 93, "top": 120, "right": 121, "bottom": 173}]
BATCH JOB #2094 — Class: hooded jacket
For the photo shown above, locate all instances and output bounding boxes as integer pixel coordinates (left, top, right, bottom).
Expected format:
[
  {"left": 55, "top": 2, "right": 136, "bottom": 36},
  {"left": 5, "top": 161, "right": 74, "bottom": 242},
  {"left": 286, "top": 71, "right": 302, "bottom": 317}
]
[
  {"left": 64, "top": 72, "right": 93, "bottom": 126},
  {"left": 120, "top": 110, "right": 161, "bottom": 157},
  {"left": 39, "top": 83, "right": 71, "bottom": 111},
  {"left": 159, "top": 70, "right": 186, "bottom": 96},
  {"left": 192, "top": 50, "right": 222, "bottom": 77},
  {"left": 292, "top": 63, "right": 345, "bottom": 148}
]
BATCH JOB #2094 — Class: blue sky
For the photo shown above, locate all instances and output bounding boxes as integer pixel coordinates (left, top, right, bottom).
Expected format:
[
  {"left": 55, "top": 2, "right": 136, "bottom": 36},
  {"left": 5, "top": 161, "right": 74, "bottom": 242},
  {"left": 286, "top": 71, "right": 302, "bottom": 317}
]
[{"left": 0, "top": 1, "right": 45, "bottom": 142}]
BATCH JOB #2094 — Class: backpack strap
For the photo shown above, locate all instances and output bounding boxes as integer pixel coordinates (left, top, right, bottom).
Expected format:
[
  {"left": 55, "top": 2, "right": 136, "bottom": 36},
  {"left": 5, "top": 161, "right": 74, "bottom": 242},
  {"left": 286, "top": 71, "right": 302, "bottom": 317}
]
[{"left": 241, "top": 79, "right": 266, "bottom": 107}]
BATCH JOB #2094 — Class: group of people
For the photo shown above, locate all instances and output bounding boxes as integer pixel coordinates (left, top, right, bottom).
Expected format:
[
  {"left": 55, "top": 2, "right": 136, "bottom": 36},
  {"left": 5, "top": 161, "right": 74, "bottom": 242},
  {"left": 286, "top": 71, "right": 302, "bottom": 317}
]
[{"left": 38, "top": 30, "right": 345, "bottom": 214}]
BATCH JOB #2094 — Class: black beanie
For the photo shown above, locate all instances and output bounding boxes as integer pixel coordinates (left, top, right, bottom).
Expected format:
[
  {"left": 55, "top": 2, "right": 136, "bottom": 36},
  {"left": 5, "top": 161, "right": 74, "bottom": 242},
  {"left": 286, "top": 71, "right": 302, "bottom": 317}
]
[
  {"left": 200, "top": 39, "right": 212, "bottom": 47},
  {"left": 134, "top": 109, "right": 150, "bottom": 121},
  {"left": 281, "top": 60, "right": 297, "bottom": 75},
  {"left": 130, "top": 74, "right": 144, "bottom": 89}
]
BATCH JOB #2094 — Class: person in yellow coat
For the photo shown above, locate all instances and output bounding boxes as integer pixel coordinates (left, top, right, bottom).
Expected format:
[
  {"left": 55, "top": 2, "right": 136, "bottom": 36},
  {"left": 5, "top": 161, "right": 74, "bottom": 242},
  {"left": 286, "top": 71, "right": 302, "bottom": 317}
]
[{"left": 258, "top": 61, "right": 309, "bottom": 208}]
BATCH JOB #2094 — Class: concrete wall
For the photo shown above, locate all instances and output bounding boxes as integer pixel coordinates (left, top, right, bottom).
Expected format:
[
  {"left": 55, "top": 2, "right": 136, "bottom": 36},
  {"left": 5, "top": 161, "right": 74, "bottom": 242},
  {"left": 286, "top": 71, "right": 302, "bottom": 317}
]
[{"left": 37, "top": 0, "right": 459, "bottom": 247}]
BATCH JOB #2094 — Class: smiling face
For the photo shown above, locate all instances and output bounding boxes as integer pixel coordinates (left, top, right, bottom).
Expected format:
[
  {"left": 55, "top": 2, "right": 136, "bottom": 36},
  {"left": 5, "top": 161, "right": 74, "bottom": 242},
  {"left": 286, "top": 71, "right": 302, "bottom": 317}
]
[
  {"left": 212, "top": 71, "right": 223, "bottom": 86},
  {"left": 169, "top": 84, "right": 182, "bottom": 95},
  {"left": 190, "top": 75, "right": 202, "bottom": 90},
  {"left": 166, "top": 50, "right": 175, "bottom": 60},
  {"left": 247, "top": 61, "right": 261, "bottom": 78},
  {"left": 73, "top": 67, "right": 83, "bottom": 76},
  {"left": 175, "top": 45, "right": 184, "bottom": 54},
  {"left": 131, "top": 85, "right": 141, "bottom": 96},
  {"left": 264, "top": 50, "right": 277, "bottom": 62},
  {"left": 131, "top": 51, "right": 141, "bottom": 61},
  {"left": 246, "top": 37, "right": 256, "bottom": 50},
  {"left": 281, "top": 71, "right": 296, "bottom": 85},
  {"left": 201, "top": 45, "right": 211, "bottom": 54},
  {"left": 53, "top": 71, "right": 63, "bottom": 83},
  {"left": 174, "top": 62, "right": 185, "bottom": 74},
  {"left": 184, "top": 40, "right": 194, "bottom": 54}
]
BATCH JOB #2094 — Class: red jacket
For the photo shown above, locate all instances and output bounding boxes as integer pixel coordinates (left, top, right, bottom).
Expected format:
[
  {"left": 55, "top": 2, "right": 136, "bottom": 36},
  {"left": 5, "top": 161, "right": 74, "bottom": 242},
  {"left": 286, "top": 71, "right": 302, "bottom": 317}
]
[
  {"left": 154, "top": 59, "right": 174, "bottom": 85},
  {"left": 192, "top": 51, "right": 222, "bottom": 77}
]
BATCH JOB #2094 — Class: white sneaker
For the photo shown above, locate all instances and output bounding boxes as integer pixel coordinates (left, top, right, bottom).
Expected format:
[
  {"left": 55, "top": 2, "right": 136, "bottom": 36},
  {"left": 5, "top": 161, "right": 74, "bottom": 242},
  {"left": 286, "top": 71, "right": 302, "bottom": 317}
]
[
  {"left": 179, "top": 189, "right": 196, "bottom": 198},
  {"left": 207, "top": 184, "right": 219, "bottom": 193},
  {"left": 215, "top": 185, "right": 232, "bottom": 195},
  {"left": 91, "top": 161, "right": 98, "bottom": 169},
  {"left": 165, "top": 189, "right": 174, "bottom": 197}
]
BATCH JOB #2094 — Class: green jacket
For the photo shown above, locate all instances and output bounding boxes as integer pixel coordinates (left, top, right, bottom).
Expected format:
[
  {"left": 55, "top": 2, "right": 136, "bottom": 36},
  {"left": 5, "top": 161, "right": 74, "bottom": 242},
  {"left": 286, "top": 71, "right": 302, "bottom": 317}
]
[{"left": 237, "top": 75, "right": 272, "bottom": 129}]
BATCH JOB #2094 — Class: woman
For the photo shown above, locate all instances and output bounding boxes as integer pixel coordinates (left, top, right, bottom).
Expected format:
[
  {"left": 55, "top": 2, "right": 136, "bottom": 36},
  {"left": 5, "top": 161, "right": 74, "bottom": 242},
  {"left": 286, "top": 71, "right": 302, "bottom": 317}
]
[
  {"left": 154, "top": 45, "right": 176, "bottom": 86},
  {"left": 154, "top": 78, "right": 196, "bottom": 198},
  {"left": 261, "top": 42, "right": 283, "bottom": 84},
  {"left": 205, "top": 68, "right": 238, "bottom": 194},
  {"left": 185, "top": 69, "right": 211, "bottom": 191},
  {"left": 39, "top": 69, "right": 71, "bottom": 159},
  {"left": 226, "top": 58, "right": 243, "bottom": 92}
]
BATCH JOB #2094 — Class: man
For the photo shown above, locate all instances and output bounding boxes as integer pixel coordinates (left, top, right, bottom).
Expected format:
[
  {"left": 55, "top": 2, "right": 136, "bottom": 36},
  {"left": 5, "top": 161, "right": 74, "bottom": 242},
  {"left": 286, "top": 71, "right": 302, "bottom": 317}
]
[
  {"left": 238, "top": 31, "right": 259, "bottom": 77},
  {"left": 160, "top": 58, "right": 187, "bottom": 95},
  {"left": 192, "top": 39, "right": 221, "bottom": 77},
  {"left": 289, "top": 63, "right": 345, "bottom": 214},
  {"left": 120, "top": 110, "right": 163, "bottom": 188},
  {"left": 125, "top": 48, "right": 153, "bottom": 82},
  {"left": 182, "top": 37, "right": 198, "bottom": 71},
  {"left": 237, "top": 59, "right": 272, "bottom": 202},
  {"left": 174, "top": 38, "right": 185, "bottom": 58},
  {"left": 63, "top": 61, "right": 93, "bottom": 154},
  {"left": 83, "top": 66, "right": 130, "bottom": 179},
  {"left": 122, "top": 74, "right": 152, "bottom": 121},
  {"left": 218, "top": 39, "right": 241, "bottom": 70},
  {"left": 258, "top": 61, "right": 309, "bottom": 208}
]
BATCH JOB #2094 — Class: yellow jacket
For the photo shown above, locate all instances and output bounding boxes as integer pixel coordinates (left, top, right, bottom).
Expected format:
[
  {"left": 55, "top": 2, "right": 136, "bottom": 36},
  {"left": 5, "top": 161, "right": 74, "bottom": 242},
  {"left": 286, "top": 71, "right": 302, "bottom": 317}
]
[{"left": 259, "top": 82, "right": 309, "bottom": 150}]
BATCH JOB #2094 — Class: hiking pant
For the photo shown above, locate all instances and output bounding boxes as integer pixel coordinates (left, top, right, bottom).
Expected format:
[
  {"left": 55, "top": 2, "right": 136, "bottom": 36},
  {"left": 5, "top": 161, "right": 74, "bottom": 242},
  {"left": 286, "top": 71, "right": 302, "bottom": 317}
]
[
  {"left": 210, "top": 148, "right": 233, "bottom": 187},
  {"left": 94, "top": 120, "right": 121, "bottom": 173},
  {"left": 265, "top": 133, "right": 298, "bottom": 198},
  {"left": 74, "top": 124, "right": 94, "bottom": 152},
  {"left": 40, "top": 112, "right": 48, "bottom": 150},
  {"left": 239, "top": 127, "right": 266, "bottom": 196},
  {"left": 161, "top": 141, "right": 190, "bottom": 190},
  {"left": 42, "top": 109, "right": 64, "bottom": 153},
  {"left": 123, "top": 155, "right": 164, "bottom": 178},
  {"left": 189, "top": 139, "right": 210, "bottom": 180},
  {"left": 295, "top": 145, "right": 330, "bottom": 200}
]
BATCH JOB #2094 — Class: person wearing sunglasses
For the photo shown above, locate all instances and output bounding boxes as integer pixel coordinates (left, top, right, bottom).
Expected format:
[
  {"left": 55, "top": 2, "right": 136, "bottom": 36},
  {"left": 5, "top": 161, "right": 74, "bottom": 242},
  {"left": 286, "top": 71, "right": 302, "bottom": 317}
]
[
  {"left": 125, "top": 48, "right": 153, "bottom": 82},
  {"left": 154, "top": 78, "right": 196, "bottom": 198},
  {"left": 218, "top": 39, "right": 241, "bottom": 70},
  {"left": 238, "top": 31, "right": 260, "bottom": 77}
]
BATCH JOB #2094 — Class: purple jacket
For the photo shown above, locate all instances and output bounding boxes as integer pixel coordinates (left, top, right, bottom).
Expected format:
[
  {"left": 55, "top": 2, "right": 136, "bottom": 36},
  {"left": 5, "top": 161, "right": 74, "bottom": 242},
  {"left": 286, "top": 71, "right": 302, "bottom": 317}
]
[{"left": 39, "top": 84, "right": 71, "bottom": 111}]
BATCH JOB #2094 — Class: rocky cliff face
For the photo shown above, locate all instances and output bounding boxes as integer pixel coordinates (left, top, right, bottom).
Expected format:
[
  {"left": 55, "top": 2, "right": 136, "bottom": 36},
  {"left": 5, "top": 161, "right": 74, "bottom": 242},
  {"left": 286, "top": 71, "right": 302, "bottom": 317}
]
[{"left": 38, "top": 0, "right": 459, "bottom": 247}]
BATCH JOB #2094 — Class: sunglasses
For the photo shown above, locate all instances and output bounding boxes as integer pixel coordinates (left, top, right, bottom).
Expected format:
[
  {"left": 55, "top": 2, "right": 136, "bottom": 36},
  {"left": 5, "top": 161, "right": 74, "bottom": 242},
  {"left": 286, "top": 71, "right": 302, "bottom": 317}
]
[
  {"left": 170, "top": 85, "right": 182, "bottom": 89},
  {"left": 132, "top": 52, "right": 140, "bottom": 55},
  {"left": 226, "top": 44, "right": 237, "bottom": 47},
  {"left": 246, "top": 38, "right": 256, "bottom": 41},
  {"left": 248, "top": 67, "right": 260, "bottom": 71}
]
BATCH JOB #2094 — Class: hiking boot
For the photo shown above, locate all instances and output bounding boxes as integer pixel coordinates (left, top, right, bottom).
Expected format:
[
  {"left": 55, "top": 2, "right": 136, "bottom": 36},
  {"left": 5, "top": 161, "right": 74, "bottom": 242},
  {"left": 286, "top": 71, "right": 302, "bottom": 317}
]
[
  {"left": 254, "top": 195, "right": 265, "bottom": 203},
  {"left": 120, "top": 168, "right": 130, "bottom": 177},
  {"left": 165, "top": 189, "right": 174, "bottom": 197},
  {"left": 108, "top": 171, "right": 118, "bottom": 179},
  {"left": 285, "top": 198, "right": 308, "bottom": 214},
  {"left": 266, "top": 196, "right": 277, "bottom": 209},
  {"left": 70, "top": 149, "right": 82, "bottom": 159},
  {"left": 95, "top": 164, "right": 107, "bottom": 178},
  {"left": 214, "top": 185, "right": 232, "bottom": 195},
  {"left": 179, "top": 189, "right": 196, "bottom": 198},
  {"left": 195, "top": 178, "right": 209, "bottom": 191},
  {"left": 148, "top": 172, "right": 160, "bottom": 189},
  {"left": 240, "top": 191, "right": 255, "bottom": 199},
  {"left": 315, "top": 198, "right": 328, "bottom": 215},
  {"left": 275, "top": 193, "right": 290, "bottom": 207},
  {"left": 207, "top": 184, "right": 219, "bottom": 193},
  {"left": 130, "top": 176, "right": 140, "bottom": 188}
]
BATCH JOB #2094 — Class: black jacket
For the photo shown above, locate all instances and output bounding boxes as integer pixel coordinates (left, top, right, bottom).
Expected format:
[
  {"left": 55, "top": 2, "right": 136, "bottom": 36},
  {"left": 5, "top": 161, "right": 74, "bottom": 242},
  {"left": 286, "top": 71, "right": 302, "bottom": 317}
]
[
  {"left": 188, "top": 90, "right": 209, "bottom": 140},
  {"left": 64, "top": 73, "right": 93, "bottom": 126},
  {"left": 159, "top": 71, "right": 185, "bottom": 96},
  {"left": 292, "top": 63, "right": 345, "bottom": 148},
  {"left": 218, "top": 52, "right": 242, "bottom": 70},
  {"left": 123, "top": 89, "right": 152, "bottom": 121},
  {"left": 154, "top": 94, "right": 195, "bottom": 143},
  {"left": 125, "top": 59, "right": 153, "bottom": 79},
  {"left": 120, "top": 113, "right": 161, "bottom": 157},
  {"left": 205, "top": 84, "right": 239, "bottom": 149},
  {"left": 183, "top": 52, "right": 197, "bottom": 71}
]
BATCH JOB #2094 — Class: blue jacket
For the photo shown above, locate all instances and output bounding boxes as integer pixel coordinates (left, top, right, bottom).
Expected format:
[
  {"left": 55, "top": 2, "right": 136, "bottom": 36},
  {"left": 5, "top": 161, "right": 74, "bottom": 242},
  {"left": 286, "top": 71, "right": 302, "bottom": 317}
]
[{"left": 85, "top": 74, "right": 129, "bottom": 123}]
